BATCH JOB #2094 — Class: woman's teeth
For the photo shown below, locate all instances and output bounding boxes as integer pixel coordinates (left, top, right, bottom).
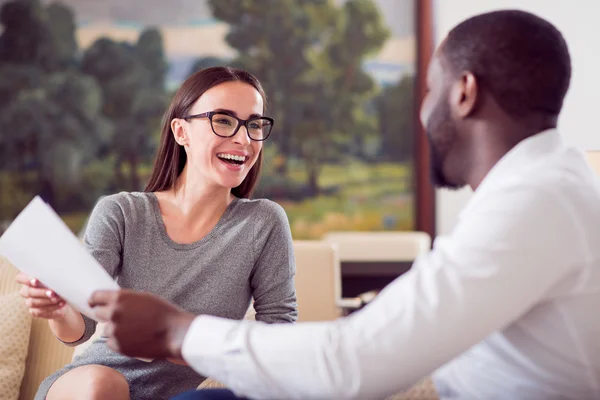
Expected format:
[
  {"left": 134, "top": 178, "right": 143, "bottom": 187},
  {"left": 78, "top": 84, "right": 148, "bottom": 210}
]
[{"left": 218, "top": 154, "right": 246, "bottom": 165}]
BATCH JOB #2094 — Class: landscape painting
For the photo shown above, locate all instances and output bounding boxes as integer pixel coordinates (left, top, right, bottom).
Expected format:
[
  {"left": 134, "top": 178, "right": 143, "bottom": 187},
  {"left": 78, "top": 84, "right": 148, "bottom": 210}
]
[{"left": 0, "top": 0, "right": 417, "bottom": 239}]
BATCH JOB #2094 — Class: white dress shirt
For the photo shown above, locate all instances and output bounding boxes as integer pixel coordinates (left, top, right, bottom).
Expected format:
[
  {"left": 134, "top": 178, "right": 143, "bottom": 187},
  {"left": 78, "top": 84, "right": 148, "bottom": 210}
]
[{"left": 182, "top": 129, "right": 600, "bottom": 400}]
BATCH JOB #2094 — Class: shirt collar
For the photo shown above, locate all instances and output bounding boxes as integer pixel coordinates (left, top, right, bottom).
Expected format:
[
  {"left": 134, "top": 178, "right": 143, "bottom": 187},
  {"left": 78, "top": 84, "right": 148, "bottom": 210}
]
[
  {"left": 457, "top": 129, "right": 563, "bottom": 218},
  {"left": 474, "top": 128, "right": 563, "bottom": 194}
]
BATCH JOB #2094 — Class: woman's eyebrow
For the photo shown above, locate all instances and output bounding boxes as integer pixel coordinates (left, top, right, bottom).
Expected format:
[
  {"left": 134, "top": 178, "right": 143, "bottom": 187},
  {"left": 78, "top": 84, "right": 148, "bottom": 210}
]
[
  {"left": 213, "top": 108, "right": 236, "bottom": 116},
  {"left": 213, "top": 108, "right": 263, "bottom": 119}
]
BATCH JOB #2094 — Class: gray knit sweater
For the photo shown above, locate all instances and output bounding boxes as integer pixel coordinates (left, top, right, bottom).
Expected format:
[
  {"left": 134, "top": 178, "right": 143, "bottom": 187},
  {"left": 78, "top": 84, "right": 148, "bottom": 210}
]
[{"left": 36, "top": 192, "right": 297, "bottom": 400}]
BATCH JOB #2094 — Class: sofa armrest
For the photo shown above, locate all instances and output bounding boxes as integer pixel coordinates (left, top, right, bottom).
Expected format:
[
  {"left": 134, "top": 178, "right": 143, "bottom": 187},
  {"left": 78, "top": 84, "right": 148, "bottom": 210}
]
[{"left": 197, "top": 377, "right": 227, "bottom": 390}]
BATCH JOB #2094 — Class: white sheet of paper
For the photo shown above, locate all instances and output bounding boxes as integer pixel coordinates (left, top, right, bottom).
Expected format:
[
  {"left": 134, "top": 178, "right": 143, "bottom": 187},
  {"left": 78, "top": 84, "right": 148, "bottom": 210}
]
[{"left": 0, "top": 196, "right": 120, "bottom": 320}]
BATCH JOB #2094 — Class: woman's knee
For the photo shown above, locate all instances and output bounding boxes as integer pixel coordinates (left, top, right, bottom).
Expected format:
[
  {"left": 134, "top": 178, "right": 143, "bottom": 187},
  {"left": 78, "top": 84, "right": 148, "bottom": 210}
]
[
  {"left": 47, "top": 365, "right": 129, "bottom": 400},
  {"left": 83, "top": 365, "right": 129, "bottom": 399}
]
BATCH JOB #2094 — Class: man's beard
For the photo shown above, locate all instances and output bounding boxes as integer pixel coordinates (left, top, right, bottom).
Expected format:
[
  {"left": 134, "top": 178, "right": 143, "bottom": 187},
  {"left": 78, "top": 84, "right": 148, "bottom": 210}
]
[
  {"left": 428, "top": 138, "right": 451, "bottom": 188},
  {"left": 425, "top": 102, "right": 464, "bottom": 190}
]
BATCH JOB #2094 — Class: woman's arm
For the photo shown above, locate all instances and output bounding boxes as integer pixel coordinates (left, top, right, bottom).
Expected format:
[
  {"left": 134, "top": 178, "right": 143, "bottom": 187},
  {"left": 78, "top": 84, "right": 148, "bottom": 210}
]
[
  {"left": 57, "top": 195, "right": 125, "bottom": 346},
  {"left": 48, "top": 305, "right": 86, "bottom": 343},
  {"left": 250, "top": 201, "right": 298, "bottom": 324},
  {"left": 16, "top": 274, "right": 85, "bottom": 342}
]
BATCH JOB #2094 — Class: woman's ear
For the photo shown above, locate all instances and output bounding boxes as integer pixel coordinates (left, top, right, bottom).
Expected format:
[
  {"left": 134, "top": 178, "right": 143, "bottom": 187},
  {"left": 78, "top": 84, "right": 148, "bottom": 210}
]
[{"left": 171, "top": 118, "right": 188, "bottom": 146}]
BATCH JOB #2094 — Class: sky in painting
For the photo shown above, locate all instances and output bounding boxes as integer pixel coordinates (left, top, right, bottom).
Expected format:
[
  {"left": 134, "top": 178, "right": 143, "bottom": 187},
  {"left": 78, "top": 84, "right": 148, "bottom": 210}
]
[{"left": 1, "top": 0, "right": 416, "bottom": 87}]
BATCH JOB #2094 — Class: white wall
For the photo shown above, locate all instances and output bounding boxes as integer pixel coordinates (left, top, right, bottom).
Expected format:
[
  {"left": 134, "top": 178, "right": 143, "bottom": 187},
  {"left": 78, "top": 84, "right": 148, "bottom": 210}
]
[{"left": 432, "top": 0, "right": 600, "bottom": 235}]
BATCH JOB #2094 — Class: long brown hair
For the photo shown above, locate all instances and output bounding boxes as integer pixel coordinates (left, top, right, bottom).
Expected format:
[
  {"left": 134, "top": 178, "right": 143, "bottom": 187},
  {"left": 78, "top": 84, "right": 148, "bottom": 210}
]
[{"left": 144, "top": 66, "right": 267, "bottom": 198}]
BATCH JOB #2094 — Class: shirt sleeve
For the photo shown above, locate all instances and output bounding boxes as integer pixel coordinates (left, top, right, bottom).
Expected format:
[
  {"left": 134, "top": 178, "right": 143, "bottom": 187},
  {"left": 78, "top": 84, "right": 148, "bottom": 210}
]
[
  {"left": 181, "top": 184, "right": 583, "bottom": 399},
  {"left": 250, "top": 201, "right": 298, "bottom": 324},
  {"left": 60, "top": 195, "right": 125, "bottom": 346}
]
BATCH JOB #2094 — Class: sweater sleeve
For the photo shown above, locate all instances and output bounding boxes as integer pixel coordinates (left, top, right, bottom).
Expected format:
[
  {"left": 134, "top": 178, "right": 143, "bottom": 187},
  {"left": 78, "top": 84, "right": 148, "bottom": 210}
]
[
  {"left": 60, "top": 194, "right": 125, "bottom": 346},
  {"left": 250, "top": 200, "right": 298, "bottom": 324}
]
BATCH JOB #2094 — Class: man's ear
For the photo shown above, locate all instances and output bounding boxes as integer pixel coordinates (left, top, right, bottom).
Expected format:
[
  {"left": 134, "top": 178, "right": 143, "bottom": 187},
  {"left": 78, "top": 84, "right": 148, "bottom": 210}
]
[
  {"left": 171, "top": 118, "right": 188, "bottom": 146},
  {"left": 450, "top": 71, "right": 478, "bottom": 119}
]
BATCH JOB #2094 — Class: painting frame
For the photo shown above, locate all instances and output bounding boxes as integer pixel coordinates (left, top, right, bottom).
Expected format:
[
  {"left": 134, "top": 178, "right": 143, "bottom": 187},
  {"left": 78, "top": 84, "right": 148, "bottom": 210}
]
[{"left": 414, "top": 0, "right": 435, "bottom": 239}]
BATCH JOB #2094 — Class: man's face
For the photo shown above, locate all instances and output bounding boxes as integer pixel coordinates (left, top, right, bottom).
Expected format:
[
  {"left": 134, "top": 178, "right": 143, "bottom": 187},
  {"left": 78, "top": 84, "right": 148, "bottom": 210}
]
[{"left": 419, "top": 53, "right": 464, "bottom": 190}]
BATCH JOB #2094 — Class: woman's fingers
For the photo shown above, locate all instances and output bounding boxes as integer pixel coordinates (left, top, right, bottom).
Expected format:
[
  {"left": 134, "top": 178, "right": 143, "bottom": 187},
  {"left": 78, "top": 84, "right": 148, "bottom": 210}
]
[
  {"left": 15, "top": 272, "right": 31, "bottom": 285},
  {"left": 31, "top": 279, "right": 48, "bottom": 289},
  {"left": 29, "top": 302, "right": 67, "bottom": 319},
  {"left": 19, "top": 285, "right": 61, "bottom": 300},
  {"left": 15, "top": 273, "right": 48, "bottom": 289},
  {"left": 15, "top": 272, "right": 67, "bottom": 319},
  {"left": 25, "top": 296, "right": 63, "bottom": 308},
  {"left": 19, "top": 286, "right": 44, "bottom": 299}
]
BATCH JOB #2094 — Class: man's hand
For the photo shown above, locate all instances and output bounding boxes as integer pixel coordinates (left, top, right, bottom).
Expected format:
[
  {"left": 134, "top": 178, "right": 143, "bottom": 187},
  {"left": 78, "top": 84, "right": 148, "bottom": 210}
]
[{"left": 89, "top": 289, "right": 196, "bottom": 360}]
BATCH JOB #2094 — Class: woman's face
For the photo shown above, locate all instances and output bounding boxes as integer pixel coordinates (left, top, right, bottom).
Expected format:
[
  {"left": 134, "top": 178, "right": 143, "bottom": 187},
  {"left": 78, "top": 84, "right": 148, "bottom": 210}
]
[{"left": 172, "top": 81, "right": 264, "bottom": 191}]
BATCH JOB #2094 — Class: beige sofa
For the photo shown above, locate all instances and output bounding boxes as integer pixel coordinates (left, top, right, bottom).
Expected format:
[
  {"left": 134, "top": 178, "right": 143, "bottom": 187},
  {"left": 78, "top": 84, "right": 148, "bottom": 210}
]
[
  {"left": 0, "top": 256, "right": 75, "bottom": 400},
  {"left": 0, "top": 239, "right": 436, "bottom": 399}
]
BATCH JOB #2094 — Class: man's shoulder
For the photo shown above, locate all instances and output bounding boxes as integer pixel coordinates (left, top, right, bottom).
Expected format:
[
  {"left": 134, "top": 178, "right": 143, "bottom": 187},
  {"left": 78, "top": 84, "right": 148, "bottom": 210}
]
[
  {"left": 481, "top": 147, "right": 598, "bottom": 208},
  {"left": 461, "top": 149, "right": 600, "bottom": 245}
]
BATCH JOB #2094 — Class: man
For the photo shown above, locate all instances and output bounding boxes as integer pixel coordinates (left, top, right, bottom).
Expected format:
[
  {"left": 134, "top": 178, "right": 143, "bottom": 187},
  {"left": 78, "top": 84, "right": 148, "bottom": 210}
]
[{"left": 90, "top": 10, "right": 600, "bottom": 400}]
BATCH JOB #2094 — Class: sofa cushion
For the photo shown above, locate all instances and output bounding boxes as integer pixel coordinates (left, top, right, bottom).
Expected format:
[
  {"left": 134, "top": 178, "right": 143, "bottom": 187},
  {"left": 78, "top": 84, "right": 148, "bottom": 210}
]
[{"left": 0, "top": 291, "right": 32, "bottom": 400}]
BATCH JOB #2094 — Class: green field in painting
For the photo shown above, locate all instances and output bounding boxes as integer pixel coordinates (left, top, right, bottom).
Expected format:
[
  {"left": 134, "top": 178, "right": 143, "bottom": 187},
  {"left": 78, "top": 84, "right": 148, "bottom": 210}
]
[{"left": 279, "top": 161, "right": 413, "bottom": 239}]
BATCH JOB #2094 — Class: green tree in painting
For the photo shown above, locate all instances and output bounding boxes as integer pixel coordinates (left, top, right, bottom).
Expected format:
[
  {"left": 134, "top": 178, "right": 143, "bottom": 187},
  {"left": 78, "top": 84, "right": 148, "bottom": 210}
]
[
  {"left": 0, "top": 0, "right": 170, "bottom": 228},
  {"left": 0, "top": 0, "right": 53, "bottom": 68},
  {"left": 189, "top": 56, "right": 232, "bottom": 74},
  {"left": 299, "top": 0, "right": 389, "bottom": 192},
  {"left": 208, "top": 0, "right": 337, "bottom": 178},
  {"left": 374, "top": 76, "right": 414, "bottom": 162},
  {"left": 208, "top": 0, "right": 389, "bottom": 194},
  {"left": 81, "top": 30, "right": 168, "bottom": 191},
  {"left": 0, "top": 0, "right": 112, "bottom": 215},
  {"left": 0, "top": 72, "right": 112, "bottom": 208},
  {"left": 45, "top": 2, "right": 78, "bottom": 70},
  {"left": 136, "top": 28, "right": 168, "bottom": 91},
  {"left": 0, "top": 72, "right": 111, "bottom": 207},
  {"left": 0, "top": 0, "right": 77, "bottom": 72}
]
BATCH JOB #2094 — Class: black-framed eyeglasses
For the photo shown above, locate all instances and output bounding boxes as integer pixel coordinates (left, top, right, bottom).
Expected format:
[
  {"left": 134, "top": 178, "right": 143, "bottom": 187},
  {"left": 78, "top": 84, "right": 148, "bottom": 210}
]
[{"left": 182, "top": 111, "right": 274, "bottom": 141}]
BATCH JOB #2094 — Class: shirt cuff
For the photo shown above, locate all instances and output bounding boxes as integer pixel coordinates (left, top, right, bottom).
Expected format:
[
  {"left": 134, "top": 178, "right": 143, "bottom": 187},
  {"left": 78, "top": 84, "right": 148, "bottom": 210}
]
[{"left": 181, "top": 315, "right": 241, "bottom": 375}]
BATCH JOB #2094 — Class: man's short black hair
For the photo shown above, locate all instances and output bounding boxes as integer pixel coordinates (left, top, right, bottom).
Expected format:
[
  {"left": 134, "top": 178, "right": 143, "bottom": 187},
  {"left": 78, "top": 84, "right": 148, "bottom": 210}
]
[{"left": 441, "top": 10, "right": 571, "bottom": 119}]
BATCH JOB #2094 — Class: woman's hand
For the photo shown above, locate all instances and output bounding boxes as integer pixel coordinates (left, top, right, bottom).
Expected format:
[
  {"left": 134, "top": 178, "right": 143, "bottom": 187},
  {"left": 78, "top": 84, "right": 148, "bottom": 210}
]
[{"left": 16, "top": 272, "right": 70, "bottom": 320}]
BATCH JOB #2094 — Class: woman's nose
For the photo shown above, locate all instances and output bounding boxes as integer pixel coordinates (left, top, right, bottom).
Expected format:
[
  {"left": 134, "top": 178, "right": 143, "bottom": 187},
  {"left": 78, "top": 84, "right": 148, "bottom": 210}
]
[{"left": 233, "top": 125, "right": 252, "bottom": 145}]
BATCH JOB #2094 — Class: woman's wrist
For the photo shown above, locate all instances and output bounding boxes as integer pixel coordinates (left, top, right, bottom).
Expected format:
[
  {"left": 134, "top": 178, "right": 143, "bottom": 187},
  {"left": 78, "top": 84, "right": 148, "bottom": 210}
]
[{"left": 49, "top": 306, "right": 85, "bottom": 343}]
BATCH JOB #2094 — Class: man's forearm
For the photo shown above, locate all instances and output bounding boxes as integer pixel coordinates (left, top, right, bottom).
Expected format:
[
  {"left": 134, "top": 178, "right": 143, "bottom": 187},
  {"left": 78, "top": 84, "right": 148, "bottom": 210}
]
[{"left": 180, "top": 315, "right": 349, "bottom": 400}]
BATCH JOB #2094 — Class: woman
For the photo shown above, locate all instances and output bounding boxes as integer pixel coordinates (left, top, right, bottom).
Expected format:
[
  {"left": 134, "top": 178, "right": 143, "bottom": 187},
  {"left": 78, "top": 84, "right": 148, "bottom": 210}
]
[{"left": 17, "top": 66, "right": 298, "bottom": 399}]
